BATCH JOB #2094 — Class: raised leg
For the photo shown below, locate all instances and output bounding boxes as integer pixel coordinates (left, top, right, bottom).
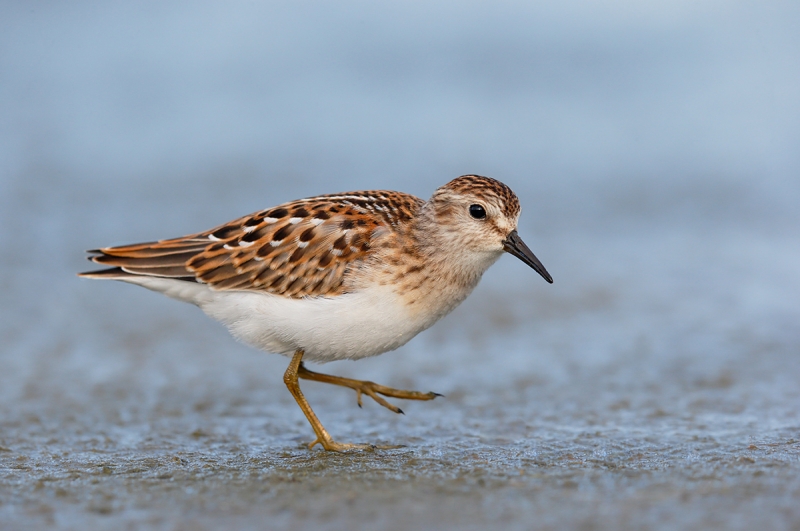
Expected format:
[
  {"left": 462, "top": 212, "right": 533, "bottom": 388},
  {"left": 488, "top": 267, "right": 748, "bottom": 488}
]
[
  {"left": 283, "top": 350, "right": 375, "bottom": 452},
  {"left": 297, "top": 362, "right": 441, "bottom": 414}
]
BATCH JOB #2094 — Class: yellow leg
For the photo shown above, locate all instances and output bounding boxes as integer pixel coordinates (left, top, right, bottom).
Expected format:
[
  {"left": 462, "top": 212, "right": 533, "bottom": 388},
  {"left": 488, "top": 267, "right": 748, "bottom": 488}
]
[
  {"left": 297, "top": 362, "right": 441, "bottom": 414},
  {"left": 283, "top": 350, "right": 375, "bottom": 452}
]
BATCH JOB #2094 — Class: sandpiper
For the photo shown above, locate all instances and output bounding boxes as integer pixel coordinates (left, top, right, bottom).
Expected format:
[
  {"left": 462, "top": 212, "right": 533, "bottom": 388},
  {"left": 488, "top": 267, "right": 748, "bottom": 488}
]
[{"left": 80, "top": 174, "right": 553, "bottom": 451}]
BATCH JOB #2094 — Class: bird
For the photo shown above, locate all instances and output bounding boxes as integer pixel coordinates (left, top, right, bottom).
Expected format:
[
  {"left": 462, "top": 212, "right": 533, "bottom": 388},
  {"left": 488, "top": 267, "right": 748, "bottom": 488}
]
[{"left": 80, "top": 174, "right": 553, "bottom": 452}]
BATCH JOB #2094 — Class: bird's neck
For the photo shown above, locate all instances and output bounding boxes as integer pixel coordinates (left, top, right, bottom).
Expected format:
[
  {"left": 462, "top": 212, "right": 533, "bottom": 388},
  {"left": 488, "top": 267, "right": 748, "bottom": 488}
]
[{"left": 410, "top": 204, "right": 502, "bottom": 292}]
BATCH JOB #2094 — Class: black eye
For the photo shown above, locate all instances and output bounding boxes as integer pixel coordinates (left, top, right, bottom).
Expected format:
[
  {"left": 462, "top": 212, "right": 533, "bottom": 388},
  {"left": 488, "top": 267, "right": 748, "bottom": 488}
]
[{"left": 469, "top": 204, "right": 486, "bottom": 219}]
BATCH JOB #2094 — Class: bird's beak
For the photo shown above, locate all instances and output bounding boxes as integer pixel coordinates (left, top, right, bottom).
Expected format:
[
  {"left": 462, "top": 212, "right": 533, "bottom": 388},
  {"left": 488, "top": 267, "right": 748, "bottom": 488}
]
[{"left": 502, "top": 230, "right": 553, "bottom": 284}]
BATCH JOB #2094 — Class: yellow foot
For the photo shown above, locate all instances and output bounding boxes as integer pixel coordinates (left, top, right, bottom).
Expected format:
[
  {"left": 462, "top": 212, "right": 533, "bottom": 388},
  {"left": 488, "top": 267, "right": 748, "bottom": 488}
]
[
  {"left": 297, "top": 363, "right": 442, "bottom": 414},
  {"left": 285, "top": 353, "right": 433, "bottom": 452},
  {"left": 307, "top": 437, "right": 406, "bottom": 452},
  {"left": 353, "top": 381, "right": 441, "bottom": 414}
]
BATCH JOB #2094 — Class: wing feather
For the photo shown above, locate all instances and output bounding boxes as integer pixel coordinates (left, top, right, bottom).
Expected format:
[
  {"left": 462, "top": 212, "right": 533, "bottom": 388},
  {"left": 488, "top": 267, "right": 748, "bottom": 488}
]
[{"left": 80, "top": 191, "right": 424, "bottom": 298}]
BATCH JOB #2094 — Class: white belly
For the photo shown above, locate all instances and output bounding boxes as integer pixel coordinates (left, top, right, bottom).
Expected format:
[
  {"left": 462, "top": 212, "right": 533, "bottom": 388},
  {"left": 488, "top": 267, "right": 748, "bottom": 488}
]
[
  {"left": 120, "top": 276, "right": 449, "bottom": 362},
  {"left": 201, "top": 285, "right": 440, "bottom": 362}
]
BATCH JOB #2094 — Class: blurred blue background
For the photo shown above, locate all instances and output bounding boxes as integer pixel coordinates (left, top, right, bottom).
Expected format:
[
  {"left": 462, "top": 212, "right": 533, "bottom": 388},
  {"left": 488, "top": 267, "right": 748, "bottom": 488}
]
[{"left": 0, "top": 0, "right": 798, "bottom": 432}]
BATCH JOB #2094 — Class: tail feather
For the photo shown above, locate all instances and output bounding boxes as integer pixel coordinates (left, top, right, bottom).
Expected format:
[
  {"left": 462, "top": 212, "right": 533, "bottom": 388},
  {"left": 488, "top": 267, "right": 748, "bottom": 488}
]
[
  {"left": 78, "top": 267, "right": 134, "bottom": 279},
  {"left": 78, "top": 265, "right": 200, "bottom": 283},
  {"left": 90, "top": 249, "right": 202, "bottom": 269},
  {"left": 88, "top": 238, "right": 209, "bottom": 258},
  {"left": 80, "top": 237, "right": 211, "bottom": 282}
]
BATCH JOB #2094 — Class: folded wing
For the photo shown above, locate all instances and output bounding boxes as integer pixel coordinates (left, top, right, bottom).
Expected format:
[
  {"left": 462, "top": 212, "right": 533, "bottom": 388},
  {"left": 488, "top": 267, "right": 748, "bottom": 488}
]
[{"left": 79, "top": 192, "right": 422, "bottom": 298}]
